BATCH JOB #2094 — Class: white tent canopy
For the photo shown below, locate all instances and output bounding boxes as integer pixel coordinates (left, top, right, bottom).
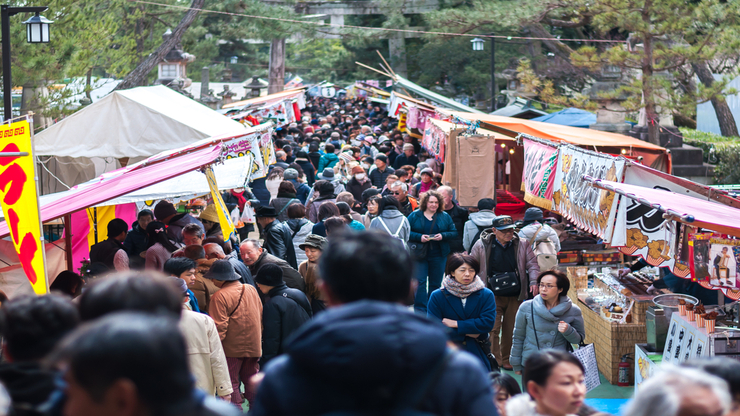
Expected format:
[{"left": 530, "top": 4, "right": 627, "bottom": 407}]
[{"left": 34, "top": 85, "right": 246, "bottom": 158}]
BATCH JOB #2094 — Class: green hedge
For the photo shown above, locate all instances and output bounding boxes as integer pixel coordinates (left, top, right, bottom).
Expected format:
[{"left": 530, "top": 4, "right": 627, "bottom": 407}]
[{"left": 679, "top": 128, "right": 740, "bottom": 184}]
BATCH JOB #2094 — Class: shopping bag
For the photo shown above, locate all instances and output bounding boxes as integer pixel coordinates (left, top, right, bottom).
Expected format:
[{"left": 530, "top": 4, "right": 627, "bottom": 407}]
[
  {"left": 240, "top": 204, "right": 256, "bottom": 224},
  {"left": 571, "top": 343, "right": 600, "bottom": 392}
]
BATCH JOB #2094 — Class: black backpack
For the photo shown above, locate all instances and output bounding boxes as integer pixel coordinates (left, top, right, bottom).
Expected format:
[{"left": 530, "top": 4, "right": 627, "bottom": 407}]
[
  {"left": 471, "top": 224, "right": 489, "bottom": 249},
  {"left": 320, "top": 350, "right": 456, "bottom": 416}
]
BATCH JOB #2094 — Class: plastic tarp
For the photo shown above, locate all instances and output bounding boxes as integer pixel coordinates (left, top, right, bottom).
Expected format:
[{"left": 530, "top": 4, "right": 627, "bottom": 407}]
[
  {"left": 0, "top": 144, "right": 225, "bottom": 238},
  {"left": 221, "top": 88, "right": 306, "bottom": 110},
  {"left": 441, "top": 111, "right": 671, "bottom": 172},
  {"left": 587, "top": 178, "right": 740, "bottom": 237},
  {"left": 532, "top": 108, "right": 596, "bottom": 128},
  {"left": 33, "top": 85, "right": 246, "bottom": 158},
  {"left": 393, "top": 76, "right": 485, "bottom": 114}
]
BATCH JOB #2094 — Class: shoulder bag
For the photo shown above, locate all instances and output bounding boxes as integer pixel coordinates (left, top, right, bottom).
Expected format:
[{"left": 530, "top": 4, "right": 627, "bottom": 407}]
[{"left": 408, "top": 213, "right": 437, "bottom": 261}]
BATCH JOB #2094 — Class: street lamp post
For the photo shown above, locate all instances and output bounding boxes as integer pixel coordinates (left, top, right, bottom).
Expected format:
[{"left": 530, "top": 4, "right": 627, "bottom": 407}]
[
  {"left": 1, "top": 5, "right": 53, "bottom": 122},
  {"left": 471, "top": 33, "right": 497, "bottom": 112}
]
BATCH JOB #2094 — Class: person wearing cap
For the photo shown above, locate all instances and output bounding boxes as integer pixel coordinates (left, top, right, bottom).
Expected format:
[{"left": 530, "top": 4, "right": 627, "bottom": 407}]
[
  {"left": 298, "top": 234, "right": 328, "bottom": 314},
  {"left": 316, "top": 143, "right": 339, "bottom": 176},
  {"left": 123, "top": 209, "right": 153, "bottom": 270},
  {"left": 196, "top": 204, "right": 226, "bottom": 242},
  {"left": 409, "top": 167, "right": 438, "bottom": 199},
  {"left": 517, "top": 207, "right": 561, "bottom": 253},
  {"left": 463, "top": 198, "right": 498, "bottom": 253},
  {"left": 255, "top": 205, "right": 298, "bottom": 269},
  {"left": 346, "top": 165, "right": 371, "bottom": 203},
  {"left": 470, "top": 215, "right": 540, "bottom": 371},
  {"left": 358, "top": 135, "right": 378, "bottom": 158},
  {"left": 154, "top": 200, "right": 204, "bottom": 245},
  {"left": 292, "top": 151, "right": 316, "bottom": 187},
  {"left": 369, "top": 154, "right": 395, "bottom": 189},
  {"left": 282, "top": 169, "right": 311, "bottom": 205},
  {"left": 255, "top": 264, "right": 312, "bottom": 366},
  {"left": 207, "top": 260, "right": 263, "bottom": 408},
  {"left": 392, "top": 143, "right": 420, "bottom": 170},
  {"left": 317, "top": 167, "right": 346, "bottom": 195}
]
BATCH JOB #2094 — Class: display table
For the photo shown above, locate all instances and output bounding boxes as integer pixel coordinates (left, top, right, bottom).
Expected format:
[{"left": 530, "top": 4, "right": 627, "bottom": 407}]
[{"left": 566, "top": 267, "right": 649, "bottom": 385}]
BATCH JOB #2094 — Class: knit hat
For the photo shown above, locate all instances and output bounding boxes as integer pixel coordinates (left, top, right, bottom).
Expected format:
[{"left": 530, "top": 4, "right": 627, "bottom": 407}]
[
  {"left": 362, "top": 156, "right": 375, "bottom": 165},
  {"left": 523, "top": 207, "right": 544, "bottom": 222},
  {"left": 375, "top": 154, "right": 388, "bottom": 164},
  {"left": 254, "top": 263, "right": 284, "bottom": 287},
  {"left": 204, "top": 260, "right": 240, "bottom": 281},
  {"left": 199, "top": 204, "right": 220, "bottom": 223},
  {"left": 378, "top": 135, "right": 389, "bottom": 144},
  {"left": 318, "top": 168, "right": 335, "bottom": 181},
  {"left": 299, "top": 234, "right": 327, "bottom": 251},
  {"left": 420, "top": 168, "right": 434, "bottom": 177},
  {"left": 169, "top": 277, "right": 189, "bottom": 295},
  {"left": 338, "top": 152, "right": 354, "bottom": 164},
  {"left": 403, "top": 143, "right": 414, "bottom": 151},
  {"left": 284, "top": 168, "right": 299, "bottom": 180},
  {"left": 154, "top": 200, "right": 178, "bottom": 221},
  {"left": 351, "top": 165, "right": 365, "bottom": 174}
]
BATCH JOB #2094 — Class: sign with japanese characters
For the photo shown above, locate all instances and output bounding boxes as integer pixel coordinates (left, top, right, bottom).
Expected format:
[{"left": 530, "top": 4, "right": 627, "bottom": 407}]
[{"left": 522, "top": 138, "right": 559, "bottom": 210}]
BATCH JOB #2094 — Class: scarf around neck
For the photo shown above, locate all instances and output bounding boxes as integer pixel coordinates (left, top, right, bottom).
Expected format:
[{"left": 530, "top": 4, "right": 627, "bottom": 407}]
[{"left": 442, "top": 275, "right": 485, "bottom": 298}]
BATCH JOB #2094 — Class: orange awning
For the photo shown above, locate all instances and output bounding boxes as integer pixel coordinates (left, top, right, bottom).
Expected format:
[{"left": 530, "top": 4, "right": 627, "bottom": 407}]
[{"left": 441, "top": 111, "right": 671, "bottom": 172}]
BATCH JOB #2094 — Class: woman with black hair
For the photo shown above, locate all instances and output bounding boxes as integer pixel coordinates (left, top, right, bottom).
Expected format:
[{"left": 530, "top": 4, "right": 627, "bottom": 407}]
[
  {"left": 507, "top": 350, "right": 586, "bottom": 416},
  {"left": 490, "top": 372, "right": 522, "bottom": 416},
  {"left": 427, "top": 253, "right": 496, "bottom": 371},
  {"left": 311, "top": 201, "right": 341, "bottom": 237},
  {"left": 144, "top": 221, "right": 180, "bottom": 272},
  {"left": 369, "top": 195, "right": 409, "bottom": 245}
]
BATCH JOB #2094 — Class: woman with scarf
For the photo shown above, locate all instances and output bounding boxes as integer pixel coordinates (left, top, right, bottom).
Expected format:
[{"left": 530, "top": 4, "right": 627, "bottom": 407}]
[
  {"left": 427, "top": 253, "right": 497, "bottom": 371},
  {"left": 410, "top": 168, "right": 439, "bottom": 199}
]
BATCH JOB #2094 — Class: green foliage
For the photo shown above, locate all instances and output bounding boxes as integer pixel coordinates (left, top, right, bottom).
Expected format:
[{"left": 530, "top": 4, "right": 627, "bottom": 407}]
[{"left": 680, "top": 127, "right": 740, "bottom": 184}]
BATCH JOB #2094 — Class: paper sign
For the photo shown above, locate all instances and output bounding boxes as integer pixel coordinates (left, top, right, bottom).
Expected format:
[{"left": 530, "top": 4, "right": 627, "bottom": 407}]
[
  {"left": 0, "top": 119, "right": 47, "bottom": 294},
  {"left": 205, "top": 167, "right": 236, "bottom": 239},
  {"left": 522, "top": 138, "right": 559, "bottom": 210}
]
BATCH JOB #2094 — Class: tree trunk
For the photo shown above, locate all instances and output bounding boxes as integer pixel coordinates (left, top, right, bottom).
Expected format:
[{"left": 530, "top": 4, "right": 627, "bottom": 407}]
[
  {"left": 693, "top": 61, "right": 739, "bottom": 137},
  {"left": 114, "top": 0, "right": 205, "bottom": 91},
  {"left": 268, "top": 38, "right": 286, "bottom": 94},
  {"left": 641, "top": 0, "right": 660, "bottom": 145}
]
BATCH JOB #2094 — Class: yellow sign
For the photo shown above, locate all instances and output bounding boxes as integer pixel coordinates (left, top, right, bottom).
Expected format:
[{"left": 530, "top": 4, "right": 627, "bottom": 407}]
[
  {"left": 398, "top": 112, "right": 407, "bottom": 132},
  {"left": 0, "top": 119, "right": 47, "bottom": 294},
  {"left": 204, "top": 167, "right": 236, "bottom": 239}
]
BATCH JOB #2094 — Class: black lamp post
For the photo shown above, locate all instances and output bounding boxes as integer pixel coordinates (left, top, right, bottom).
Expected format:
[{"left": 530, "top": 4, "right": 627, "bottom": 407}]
[
  {"left": 471, "top": 33, "right": 497, "bottom": 112},
  {"left": 1, "top": 6, "right": 53, "bottom": 122}
]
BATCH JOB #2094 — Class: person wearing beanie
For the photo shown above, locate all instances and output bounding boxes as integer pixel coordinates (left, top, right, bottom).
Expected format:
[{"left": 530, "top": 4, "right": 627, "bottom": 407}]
[
  {"left": 369, "top": 154, "right": 395, "bottom": 188},
  {"left": 463, "top": 198, "right": 498, "bottom": 252},
  {"left": 255, "top": 263, "right": 312, "bottom": 366},
  {"left": 517, "top": 207, "right": 561, "bottom": 252},
  {"left": 153, "top": 200, "right": 204, "bottom": 245},
  {"left": 293, "top": 150, "right": 316, "bottom": 187},
  {"left": 346, "top": 165, "right": 371, "bottom": 203},
  {"left": 282, "top": 168, "right": 311, "bottom": 204},
  {"left": 392, "top": 143, "right": 420, "bottom": 170},
  {"left": 89, "top": 218, "right": 130, "bottom": 271},
  {"left": 410, "top": 167, "right": 439, "bottom": 198}
]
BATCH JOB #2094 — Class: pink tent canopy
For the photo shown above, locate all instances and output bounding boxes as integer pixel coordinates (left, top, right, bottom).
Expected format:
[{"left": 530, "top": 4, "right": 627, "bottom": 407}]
[
  {"left": 0, "top": 144, "right": 226, "bottom": 239},
  {"left": 585, "top": 177, "right": 740, "bottom": 236}
]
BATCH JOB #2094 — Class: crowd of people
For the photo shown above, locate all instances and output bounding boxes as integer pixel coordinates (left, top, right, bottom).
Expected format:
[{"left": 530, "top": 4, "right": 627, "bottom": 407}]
[{"left": 0, "top": 95, "right": 735, "bottom": 416}]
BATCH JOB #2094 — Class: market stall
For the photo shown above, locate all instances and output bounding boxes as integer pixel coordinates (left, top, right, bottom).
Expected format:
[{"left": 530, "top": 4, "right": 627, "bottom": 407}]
[{"left": 221, "top": 88, "right": 307, "bottom": 127}]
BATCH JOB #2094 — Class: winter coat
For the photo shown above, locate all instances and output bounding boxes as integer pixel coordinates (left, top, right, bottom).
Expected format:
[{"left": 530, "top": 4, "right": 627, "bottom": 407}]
[
  {"left": 410, "top": 181, "right": 439, "bottom": 199},
  {"left": 261, "top": 284, "right": 313, "bottom": 366},
  {"left": 250, "top": 300, "right": 496, "bottom": 416},
  {"left": 179, "top": 309, "right": 233, "bottom": 397},
  {"left": 307, "top": 195, "right": 336, "bottom": 223},
  {"left": 89, "top": 237, "right": 125, "bottom": 270},
  {"left": 346, "top": 177, "right": 372, "bottom": 203},
  {"left": 208, "top": 281, "right": 263, "bottom": 358},
  {"left": 510, "top": 295, "right": 585, "bottom": 372},
  {"left": 316, "top": 153, "right": 339, "bottom": 176},
  {"left": 261, "top": 219, "right": 298, "bottom": 269},
  {"left": 270, "top": 194, "right": 302, "bottom": 222},
  {"left": 0, "top": 362, "right": 56, "bottom": 416},
  {"left": 407, "top": 210, "right": 458, "bottom": 259},
  {"left": 398, "top": 196, "right": 418, "bottom": 217},
  {"left": 470, "top": 231, "right": 540, "bottom": 301},
  {"left": 518, "top": 222, "right": 561, "bottom": 253},
  {"left": 293, "top": 158, "right": 316, "bottom": 187},
  {"left": 392, "top": 153, "right": 420, "bottom": 170},
  {"left": 167, "top": 213, "right": 204, "bottom": 245},
  {"left": 190, "top": 274, "right": 219, "bottom": 314},
  {"left": 506, "top": 394, "right": 578, "bottom": 416},
  {"left": 308, "top": 152, "right": 321, "bottom": 172},
  {"left": 145, "top": 242, "right": 173, "bottom": 272},
  {"left": 368, "top": 166, "right": 396, "bottom": 188},
  {"left": 462, "top": 210, "right": 497, "bottom": 253},
  {"left": 227, "top": 254, "right": 254, "bottom": 286},
  {"left": 444, "top": 205, "right": 469, "bottom": 253},
  {"left": 369, "top": 208, "right": 410, "bottom": 243},
  {"left": 427, "top": 285, "right": 497, "bottom": 371},
  {"left": 123, "top": 221, "right": 148, "bottom": 269},
  {"left": 250, "top": 177, "right": 271, "bottom": 206},
  {"left": 286, "top": 178, "right": 312, "bottom": 204},
  {"left": 248, "top": 252, "right": 305, "bottom": 293},
  {"left": 286, "top": 218, "right": 314, "bottom": 265}
]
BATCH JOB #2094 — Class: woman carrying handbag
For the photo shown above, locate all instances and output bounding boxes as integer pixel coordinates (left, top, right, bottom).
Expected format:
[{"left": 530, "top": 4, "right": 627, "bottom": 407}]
[{"left": 407, "top": 190, "right": 457, "bottom": 314}]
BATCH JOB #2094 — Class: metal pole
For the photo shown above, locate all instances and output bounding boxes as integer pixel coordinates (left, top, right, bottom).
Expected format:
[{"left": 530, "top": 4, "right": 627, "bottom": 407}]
[
  {"left": 491, "top": 32, "right": 496, "bottom": 112},
  {"left": 2, "top": 5, "right": 11, "bottom": 122}
]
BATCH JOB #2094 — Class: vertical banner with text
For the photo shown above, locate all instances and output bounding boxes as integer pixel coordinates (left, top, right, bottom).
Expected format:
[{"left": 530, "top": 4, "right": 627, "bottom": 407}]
[
  {"left": 522, "top": 138, "right": 559, "bottom": 210},
  {"left": 0, "top": 119, "right": 46, "bottom": 294},
  {"left": 205, "top": 167, "right": 236, "bottom": 239}
]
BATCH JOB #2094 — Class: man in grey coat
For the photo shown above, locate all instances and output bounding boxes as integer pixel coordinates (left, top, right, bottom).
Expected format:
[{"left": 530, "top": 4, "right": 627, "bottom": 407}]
[
  {"left": 462, "top": 198, "right": 497, "bottom": 253},
  {"left": 470, "top": 215, "right": 539, "bottom": 370}
]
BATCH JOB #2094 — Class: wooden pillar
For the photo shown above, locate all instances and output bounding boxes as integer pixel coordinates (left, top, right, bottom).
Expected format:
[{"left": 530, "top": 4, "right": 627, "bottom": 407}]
[
  {"left": 268, "top": 38, "right": 286, "bottom": 94},
  {"left": 64, "top": 214, "right": 73, "bottom": 271}
]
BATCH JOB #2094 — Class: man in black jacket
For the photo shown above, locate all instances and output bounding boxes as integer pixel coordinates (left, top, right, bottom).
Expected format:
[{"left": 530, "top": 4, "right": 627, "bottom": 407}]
[
  {"left": 369, "top": 154, "right": 395, "bottom": 188},
  {"left": 241, "top": 239, "right": 305, "bottom": 293},
  {"left": 255, "top": 264, "right": 312, "bottom": 366},
  {"left": 255, "top": 206, "right": 297, "bottom": 269},
  {"left": 123, "top": 209, "right": 153, "bottom": 269},
  {"left": 89, "top": 218, "right": 129, "bottom": 270}
]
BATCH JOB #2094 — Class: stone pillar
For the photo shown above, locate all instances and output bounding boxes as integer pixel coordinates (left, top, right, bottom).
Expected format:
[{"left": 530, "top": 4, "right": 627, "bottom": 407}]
[
  {"left": 200, "top": 67, "right": 209, "bottom": 99},
  {"left": 588, "top": 81, "right": 632, "bottom": 135},
  {"left": 328, "top": 14, "right": 344, "bottom": 39},
  {"left": 268, "top": 38, "right": 286, "bottom": 94},
  {"left": 388, "top": 34, "right": 408, "bottom": 78}
]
